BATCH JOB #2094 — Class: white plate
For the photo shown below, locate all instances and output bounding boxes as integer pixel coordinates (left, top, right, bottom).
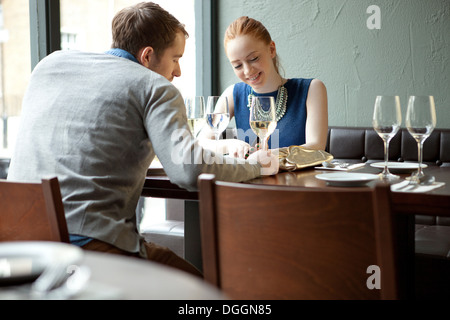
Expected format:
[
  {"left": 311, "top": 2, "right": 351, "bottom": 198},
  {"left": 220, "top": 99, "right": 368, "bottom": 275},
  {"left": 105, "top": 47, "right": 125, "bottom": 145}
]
[
  {"left": 370, "top": 162, "right": 428, "bottom": 173},
  {"left": 0, "top": 242, "right": 83, "bottom": 287},
  {"left": 316, "top": 172, "right": 379, "bottom": 187}
]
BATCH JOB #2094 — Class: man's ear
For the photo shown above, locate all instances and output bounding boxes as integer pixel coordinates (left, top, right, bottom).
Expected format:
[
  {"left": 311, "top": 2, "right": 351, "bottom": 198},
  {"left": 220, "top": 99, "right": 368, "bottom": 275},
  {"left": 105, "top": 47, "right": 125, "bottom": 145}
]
[{"left": 137, "top": 46, "right": 154, "bottom": 68}]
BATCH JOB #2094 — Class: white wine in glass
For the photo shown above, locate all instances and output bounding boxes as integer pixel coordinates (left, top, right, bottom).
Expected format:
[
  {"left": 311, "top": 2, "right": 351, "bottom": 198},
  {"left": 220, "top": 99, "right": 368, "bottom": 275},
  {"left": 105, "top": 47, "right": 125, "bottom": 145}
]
[
  {"left": 206, "top": 96, "right": 230, "bottom": 141},
  {"left": 372, "top": 96, "right": 402, "bottom": 181},
  {"left": 406, "top": 96, "right": 437, "bottom": 183},
  {"left": 250, "top": 97, "right": 277, "bottom": 151},
  {"left": 184, "top": 96, "right": 205, "bottom": 137}
]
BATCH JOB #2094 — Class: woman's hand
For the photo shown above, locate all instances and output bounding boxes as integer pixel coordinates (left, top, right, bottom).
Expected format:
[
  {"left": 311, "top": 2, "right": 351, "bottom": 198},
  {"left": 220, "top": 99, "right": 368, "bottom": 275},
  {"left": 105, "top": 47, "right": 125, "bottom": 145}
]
[
  {"left": 247, "top": 149, "right": 279, "bottom": 176},
  {"left": 225, "top": 139, "right": 252, "bottom": 159},
  {"left": 198, "top": 138, "right": 252, "bottom": 159}
]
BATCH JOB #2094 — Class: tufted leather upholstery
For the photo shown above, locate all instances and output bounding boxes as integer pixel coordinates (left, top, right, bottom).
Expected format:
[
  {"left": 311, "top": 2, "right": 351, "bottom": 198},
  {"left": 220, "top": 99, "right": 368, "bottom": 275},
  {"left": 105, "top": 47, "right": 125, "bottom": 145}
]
[
  {"left": 326, "top": 126, "right": 450, "bottom": 261},
  {"left": 326, "top": 127, "right": 450, "bottom": 166}
]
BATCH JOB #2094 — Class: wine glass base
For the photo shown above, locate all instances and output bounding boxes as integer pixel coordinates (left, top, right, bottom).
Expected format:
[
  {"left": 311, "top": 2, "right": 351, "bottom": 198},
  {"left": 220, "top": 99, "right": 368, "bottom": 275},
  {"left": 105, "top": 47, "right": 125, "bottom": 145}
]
[
  {"left": 378, "top": 172, "right": 400, "bottom": 182},
  {"left": 406, "top": 173, "right": 435, "bottom": 185}
]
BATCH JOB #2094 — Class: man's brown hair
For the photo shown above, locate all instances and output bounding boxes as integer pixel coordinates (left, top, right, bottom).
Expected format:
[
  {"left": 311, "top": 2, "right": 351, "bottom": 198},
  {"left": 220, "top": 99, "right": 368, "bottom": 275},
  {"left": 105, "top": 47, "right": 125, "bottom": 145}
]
[{"left": 111, "top": 2, "right": 188, "bottom": 59}]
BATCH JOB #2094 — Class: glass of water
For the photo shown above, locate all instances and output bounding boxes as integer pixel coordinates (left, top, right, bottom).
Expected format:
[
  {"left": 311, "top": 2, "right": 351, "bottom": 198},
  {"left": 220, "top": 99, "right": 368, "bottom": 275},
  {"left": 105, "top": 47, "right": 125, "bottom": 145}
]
[{"left": 205, "top": 96, "right": 230, "bottom": 141}]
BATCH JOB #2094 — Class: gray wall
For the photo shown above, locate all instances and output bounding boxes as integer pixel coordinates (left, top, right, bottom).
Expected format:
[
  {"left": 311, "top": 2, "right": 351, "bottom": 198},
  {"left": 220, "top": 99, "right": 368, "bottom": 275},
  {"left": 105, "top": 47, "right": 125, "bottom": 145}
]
[{"left": 217, "top": 0, "right": 450, "bottom": 128}]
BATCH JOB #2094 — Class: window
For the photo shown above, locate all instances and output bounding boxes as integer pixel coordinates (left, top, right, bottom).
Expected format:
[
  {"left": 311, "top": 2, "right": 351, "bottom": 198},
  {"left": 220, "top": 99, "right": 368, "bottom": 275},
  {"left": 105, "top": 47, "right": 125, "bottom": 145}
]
[
  {"left": 59, "top": 0, "right": 197, "bottom": 97},
  {"left": 1, "top": 0, "right": 212, "bottom": 159},
  {"left": 60, "top": 30, "right": 79, "bottom": 51},
  {"left": 0, "top": 0, "right": 31, "bottom": 158}
]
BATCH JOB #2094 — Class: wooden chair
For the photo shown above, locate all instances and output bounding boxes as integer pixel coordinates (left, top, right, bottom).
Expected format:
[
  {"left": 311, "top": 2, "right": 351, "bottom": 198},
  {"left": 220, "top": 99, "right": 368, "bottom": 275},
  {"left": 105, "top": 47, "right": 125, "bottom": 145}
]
[
  {"left": 0, "top": 177, "right": 69, "bottom": 243},
  {"left": 198, "top": 174, "right": 401, "bottom": 300}
]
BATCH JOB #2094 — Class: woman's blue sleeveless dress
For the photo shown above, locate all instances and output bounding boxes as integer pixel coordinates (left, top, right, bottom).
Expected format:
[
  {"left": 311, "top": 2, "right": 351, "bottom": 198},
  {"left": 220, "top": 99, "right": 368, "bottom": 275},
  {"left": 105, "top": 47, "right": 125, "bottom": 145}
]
[{"left": 233, "top": 78, "right": 313, "bottom": 149}]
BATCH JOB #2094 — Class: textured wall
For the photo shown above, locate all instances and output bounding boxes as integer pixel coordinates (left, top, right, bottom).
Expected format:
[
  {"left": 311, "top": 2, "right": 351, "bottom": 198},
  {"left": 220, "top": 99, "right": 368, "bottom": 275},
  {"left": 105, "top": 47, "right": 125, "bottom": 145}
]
[{"left": 218, "top": 0, "right": 450, "bottom": 128}]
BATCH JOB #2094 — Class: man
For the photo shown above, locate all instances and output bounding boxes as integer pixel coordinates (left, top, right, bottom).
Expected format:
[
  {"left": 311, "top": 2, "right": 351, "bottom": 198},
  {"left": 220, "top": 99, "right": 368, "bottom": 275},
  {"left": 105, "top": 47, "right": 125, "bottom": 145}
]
[{"left": 8, "top": 2, "right": 277, "bottom": 276}]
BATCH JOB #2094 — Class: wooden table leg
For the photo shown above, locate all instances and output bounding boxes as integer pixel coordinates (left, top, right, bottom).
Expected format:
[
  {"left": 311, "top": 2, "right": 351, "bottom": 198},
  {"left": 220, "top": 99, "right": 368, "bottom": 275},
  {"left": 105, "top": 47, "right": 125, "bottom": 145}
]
[{"left": 184, "top": 200, "right": 203, "bottom": 272}]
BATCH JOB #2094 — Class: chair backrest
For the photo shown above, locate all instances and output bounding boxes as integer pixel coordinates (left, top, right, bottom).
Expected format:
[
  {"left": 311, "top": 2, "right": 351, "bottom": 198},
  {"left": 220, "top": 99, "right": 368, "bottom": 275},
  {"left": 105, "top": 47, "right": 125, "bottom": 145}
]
[
  {"left": 0, "top": 177, "right": 69, "bottom": 243},
  {"left": 198, "top": 174, "right": 399, "bottom": 300}
]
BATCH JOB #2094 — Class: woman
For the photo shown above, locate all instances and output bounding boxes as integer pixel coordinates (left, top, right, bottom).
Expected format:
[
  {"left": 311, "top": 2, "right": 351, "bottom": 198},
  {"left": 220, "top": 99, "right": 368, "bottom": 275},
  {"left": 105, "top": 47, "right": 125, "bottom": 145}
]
[{"left": 200, "top": 16, "right": 328, "bottom": 159}]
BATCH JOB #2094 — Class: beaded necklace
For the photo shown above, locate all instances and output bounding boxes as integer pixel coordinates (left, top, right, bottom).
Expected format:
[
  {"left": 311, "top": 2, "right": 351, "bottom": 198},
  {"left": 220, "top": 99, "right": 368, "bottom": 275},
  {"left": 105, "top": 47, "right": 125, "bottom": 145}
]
[{"left": 247, "top": 85, "right": 288, "bottom": 122}]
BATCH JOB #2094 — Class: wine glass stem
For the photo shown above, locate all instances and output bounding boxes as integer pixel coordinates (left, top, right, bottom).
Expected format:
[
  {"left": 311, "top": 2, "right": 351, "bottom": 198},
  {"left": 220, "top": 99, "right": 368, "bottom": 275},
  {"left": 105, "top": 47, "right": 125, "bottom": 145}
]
[
  {"left": 383, "top": 139, "right": 390, "bottom": 174},
  {"left": 260, "top": 136, "right": 269, "bottom": 151},
  {"left": 417, "top": 140, "right": 424, "bottom": 176},
  {"left": 214, "top": 131, "right": 220, "bottom": 141}
]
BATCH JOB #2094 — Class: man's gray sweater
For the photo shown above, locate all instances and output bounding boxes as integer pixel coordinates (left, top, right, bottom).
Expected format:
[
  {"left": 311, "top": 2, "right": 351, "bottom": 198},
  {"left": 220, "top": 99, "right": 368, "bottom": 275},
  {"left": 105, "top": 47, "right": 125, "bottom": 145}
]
[{"left": 8, "top": 50, "right": 261, "bottom": 253}]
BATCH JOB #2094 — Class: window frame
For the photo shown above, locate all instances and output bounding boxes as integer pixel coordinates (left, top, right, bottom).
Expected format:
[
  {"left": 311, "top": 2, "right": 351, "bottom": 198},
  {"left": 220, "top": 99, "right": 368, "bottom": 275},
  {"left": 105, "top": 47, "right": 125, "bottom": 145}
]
[
  {"left": 29, "top": 0, "right": 60, "bottom": 71},
  {"left": 195, "top": 0, "right": 218, "bottom": 97}
]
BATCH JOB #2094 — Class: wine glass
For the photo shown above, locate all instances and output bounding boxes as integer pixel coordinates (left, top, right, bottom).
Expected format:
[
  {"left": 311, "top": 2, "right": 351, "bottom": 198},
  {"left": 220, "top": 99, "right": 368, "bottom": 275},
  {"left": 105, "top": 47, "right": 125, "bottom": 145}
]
[
  {"left": 184, "top": 96, "right": 206, "bottom": 137},
  {"left": 249, "top": 96, "right": 277, "bottom": 151},
  {"left": 205, "top": 96, "right": 230, "bottom": 141},
  {"left": 406, "top": 96, "right": 437, "bottom": 183},
  {"left": 372, "top": 96, "right": 402, "bottom": 181}
]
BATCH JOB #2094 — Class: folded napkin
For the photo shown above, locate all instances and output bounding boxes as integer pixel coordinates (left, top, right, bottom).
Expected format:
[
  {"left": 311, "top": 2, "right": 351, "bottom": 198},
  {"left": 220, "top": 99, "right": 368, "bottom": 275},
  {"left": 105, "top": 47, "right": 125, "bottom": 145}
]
[
  {"left": 314, "top": 163, "right": 366, "bottom": 172},
  {"left": 278, "top": 146, "right": 333, "bottom": 172},
  {"left": 391, "top": 180, "right": 446, "bottom": 193}
]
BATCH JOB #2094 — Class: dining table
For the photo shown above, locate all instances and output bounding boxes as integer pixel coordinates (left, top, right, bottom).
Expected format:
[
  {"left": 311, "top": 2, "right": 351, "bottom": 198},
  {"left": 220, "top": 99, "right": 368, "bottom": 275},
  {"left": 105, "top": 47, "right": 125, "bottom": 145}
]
[
  {"left": 0, "top": 244, "right": 227, "bottom": 300},
  {"left": 142, "top": 163, "right": 450, "bottom": 274},
  {"left": 79, "top": 251, "right": 227, "bottom": 300}
]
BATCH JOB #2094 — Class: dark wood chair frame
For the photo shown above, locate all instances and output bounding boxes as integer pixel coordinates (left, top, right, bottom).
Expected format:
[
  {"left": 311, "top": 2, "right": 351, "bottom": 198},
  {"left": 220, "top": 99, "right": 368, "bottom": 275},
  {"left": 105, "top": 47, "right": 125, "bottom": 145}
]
[
  {"left": 0, "top": 177, "right": 69, "bottom": 243},
  {"left": 198, "top": 174, "right": 401, "bottom": 300}
]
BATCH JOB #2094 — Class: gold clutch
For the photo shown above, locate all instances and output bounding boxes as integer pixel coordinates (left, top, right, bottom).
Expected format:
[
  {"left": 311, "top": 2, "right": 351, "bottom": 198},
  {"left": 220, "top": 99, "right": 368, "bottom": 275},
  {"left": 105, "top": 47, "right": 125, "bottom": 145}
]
[{"left": 278, "top": 146, "right": 333, "bottom": 171}]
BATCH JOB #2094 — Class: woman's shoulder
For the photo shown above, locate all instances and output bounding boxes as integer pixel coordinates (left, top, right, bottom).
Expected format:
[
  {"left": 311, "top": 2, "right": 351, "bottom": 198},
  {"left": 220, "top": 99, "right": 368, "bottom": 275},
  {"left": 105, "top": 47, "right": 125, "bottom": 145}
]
[
  {"left": 287, "top": 78, "right": 326, "bottom": 90},
  {"left": 306, "top": 79, "right": 328, "bottom": 105},
  {"left": 308, "top": 79, "right": 327, "bottom": 93},
  {"left": 287, "top": 78, "right": 312, "bottom": 85}
]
